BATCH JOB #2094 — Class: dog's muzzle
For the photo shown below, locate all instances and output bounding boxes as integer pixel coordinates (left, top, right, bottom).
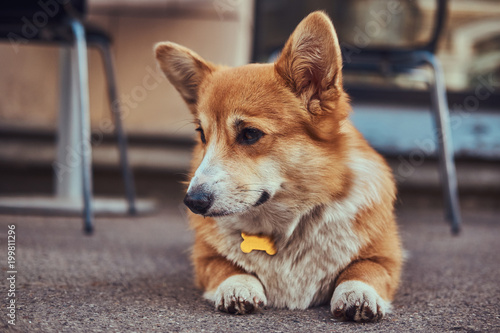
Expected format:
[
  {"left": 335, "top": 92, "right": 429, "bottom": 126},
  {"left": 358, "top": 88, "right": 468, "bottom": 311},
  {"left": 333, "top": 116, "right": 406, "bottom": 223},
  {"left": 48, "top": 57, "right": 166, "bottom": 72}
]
[{"left": 184, "top": 188, "right": 213, "bottom": 215}]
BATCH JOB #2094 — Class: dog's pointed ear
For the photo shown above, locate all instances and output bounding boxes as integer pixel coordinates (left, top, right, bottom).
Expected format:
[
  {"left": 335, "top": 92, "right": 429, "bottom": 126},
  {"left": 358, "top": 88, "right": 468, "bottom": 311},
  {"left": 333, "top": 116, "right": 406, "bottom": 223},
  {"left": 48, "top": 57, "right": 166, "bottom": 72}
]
[
  {"left": 275, "top": 11, "right": 344, "bottom": 115},
  {"left": 155, "top": 42, "right": 215, "bottom": 111}
]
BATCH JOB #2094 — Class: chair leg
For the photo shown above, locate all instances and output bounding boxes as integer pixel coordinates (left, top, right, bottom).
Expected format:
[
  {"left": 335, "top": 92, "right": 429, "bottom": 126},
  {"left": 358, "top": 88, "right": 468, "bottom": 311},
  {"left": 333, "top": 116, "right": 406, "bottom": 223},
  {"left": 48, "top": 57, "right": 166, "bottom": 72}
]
[
  {"left": 422, "top": 52, "right": 462, "bottom": 235},
  {"left": 94, "top": 39, "right": 137, "bottom": 215},
  {"left": 55, "top": 47, "right": 83, "bottom": 200},
  {"left": 69, "top": 18, "right": 94, "bottom": 234}
]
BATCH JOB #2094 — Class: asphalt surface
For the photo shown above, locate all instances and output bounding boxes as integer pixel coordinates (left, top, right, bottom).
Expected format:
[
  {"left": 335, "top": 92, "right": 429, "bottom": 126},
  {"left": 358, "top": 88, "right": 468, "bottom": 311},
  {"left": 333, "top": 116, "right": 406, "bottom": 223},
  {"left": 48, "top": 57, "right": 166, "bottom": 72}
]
[{"left": 0, "top": 196, "right": 499, "bottom": 332}]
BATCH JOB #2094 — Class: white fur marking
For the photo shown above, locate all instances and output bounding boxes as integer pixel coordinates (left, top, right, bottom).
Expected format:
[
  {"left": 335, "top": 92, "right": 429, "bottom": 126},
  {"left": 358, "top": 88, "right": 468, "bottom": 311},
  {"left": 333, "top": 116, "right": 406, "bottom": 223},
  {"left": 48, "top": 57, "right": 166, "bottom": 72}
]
[
  {"left": 327, "top": 155, "right": 384, "bottom": 224},
  {"left": 331, "top": 280, "right": 391, "bottom": 322},
  {"left": 204, "top": 274, "right": 267, "bottom": 314},
  {"left": 214, "top": 152, "right": 388, "bottom": 310},
  {"left": 189, "top": 144, "right": 220, "bottom": 191}
]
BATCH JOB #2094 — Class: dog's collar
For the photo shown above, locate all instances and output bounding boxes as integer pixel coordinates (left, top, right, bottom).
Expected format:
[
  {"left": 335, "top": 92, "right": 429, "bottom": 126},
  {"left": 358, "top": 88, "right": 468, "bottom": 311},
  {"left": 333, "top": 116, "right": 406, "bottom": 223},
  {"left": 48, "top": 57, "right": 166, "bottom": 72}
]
[{"left": 240, "top": 232, "right": 276, "bottom": 256}]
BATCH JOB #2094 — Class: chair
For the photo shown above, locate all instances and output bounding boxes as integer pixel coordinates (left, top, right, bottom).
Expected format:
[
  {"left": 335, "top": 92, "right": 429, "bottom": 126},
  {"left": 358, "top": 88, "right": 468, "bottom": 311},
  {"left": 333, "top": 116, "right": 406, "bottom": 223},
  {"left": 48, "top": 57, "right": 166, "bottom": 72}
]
[
  {"left": 340, "top": 0, "right": 461, "bottom": 234},
  {"left": 0, "top": 0, "right": 137, "bottom": 234},
  {"left": 253, "top": 0, "right": 462, "bottom": 234}
]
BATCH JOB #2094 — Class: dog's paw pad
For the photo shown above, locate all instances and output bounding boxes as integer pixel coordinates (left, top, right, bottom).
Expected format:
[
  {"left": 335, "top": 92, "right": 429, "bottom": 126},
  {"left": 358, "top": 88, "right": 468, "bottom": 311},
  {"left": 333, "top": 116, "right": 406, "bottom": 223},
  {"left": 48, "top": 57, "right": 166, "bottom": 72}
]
[
  {"left": 206, "top": 274, "right": 267, "bottom": 315},
  {"left": 331, "top": 280, "right": 391, "bottom": 322}
]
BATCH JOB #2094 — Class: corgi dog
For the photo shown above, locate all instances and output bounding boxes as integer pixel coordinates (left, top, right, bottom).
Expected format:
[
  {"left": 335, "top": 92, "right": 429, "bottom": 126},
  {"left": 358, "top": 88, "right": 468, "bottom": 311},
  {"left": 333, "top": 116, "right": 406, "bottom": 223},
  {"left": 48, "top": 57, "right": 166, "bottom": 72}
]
[{"left": 155, "top": 11, "right": 402, "bottom": 322}]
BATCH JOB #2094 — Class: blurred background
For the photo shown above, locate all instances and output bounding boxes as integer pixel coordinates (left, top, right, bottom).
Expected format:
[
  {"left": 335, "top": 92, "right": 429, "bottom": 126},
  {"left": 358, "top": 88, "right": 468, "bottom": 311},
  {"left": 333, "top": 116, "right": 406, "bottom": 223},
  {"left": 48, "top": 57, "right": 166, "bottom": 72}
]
[
  {"left": 0, "top": 0, "right": 499, "bottom": 209},
  {"left": 1, "top": 3, "right": 499, "bottom": 331}
]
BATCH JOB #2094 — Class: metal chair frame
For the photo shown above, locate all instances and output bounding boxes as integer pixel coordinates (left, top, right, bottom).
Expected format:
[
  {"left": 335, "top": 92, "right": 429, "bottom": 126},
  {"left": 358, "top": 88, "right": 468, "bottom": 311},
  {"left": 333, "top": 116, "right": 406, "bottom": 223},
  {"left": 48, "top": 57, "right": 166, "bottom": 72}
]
[
  {"left": 252, "top": 0, "right": 461, "bottom": 234},
  {"left": 339, "top": 0, "right": 461, "bottom": 234},
  {"left": 0, "top": 2, "right": 136, "bottom": 234}
]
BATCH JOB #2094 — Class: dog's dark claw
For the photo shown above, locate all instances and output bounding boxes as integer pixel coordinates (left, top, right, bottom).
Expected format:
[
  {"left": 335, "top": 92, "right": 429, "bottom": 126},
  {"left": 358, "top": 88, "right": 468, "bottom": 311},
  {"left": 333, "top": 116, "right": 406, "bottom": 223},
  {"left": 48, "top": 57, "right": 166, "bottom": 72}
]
[
  {"left": 361, "top": 302, "right": 375, "bottom": 321},
  {"left": 333, "top": 308, "right": 344, "bottom": 319},
  {"left": 226, "top": 300, "right": 237, "bottom": 314},
  {"left": 243, "top": 300, "right": 254, "bottom": 313},
  {"left": 332, "top": 300, "right": 383, "bottom": 323},
  {"left": 218, "top": 297, "right": 261, "bottom": 315},
  {"left": 345, "top": 305, "right": 358, "bottom": 320}
]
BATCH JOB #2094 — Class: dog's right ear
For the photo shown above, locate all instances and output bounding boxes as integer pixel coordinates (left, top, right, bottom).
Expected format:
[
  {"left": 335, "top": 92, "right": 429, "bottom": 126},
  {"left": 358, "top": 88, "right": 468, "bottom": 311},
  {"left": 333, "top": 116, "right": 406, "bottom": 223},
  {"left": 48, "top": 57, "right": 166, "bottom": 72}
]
[{"left": 155, "top": 42, "right": 214, "bottom": 112}]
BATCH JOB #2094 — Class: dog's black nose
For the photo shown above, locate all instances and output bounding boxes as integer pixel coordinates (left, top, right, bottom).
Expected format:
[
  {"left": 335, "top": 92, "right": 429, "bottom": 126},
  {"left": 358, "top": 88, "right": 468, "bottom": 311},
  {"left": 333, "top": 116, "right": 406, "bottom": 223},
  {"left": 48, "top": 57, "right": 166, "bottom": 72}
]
[{"left": 184, "top": 190, "right": 213, "bottom": 215}]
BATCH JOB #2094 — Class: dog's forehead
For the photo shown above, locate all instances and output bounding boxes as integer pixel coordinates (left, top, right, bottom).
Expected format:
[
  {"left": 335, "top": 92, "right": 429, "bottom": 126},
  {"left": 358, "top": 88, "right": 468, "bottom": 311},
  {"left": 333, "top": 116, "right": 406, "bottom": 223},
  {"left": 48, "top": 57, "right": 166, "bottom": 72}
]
[{"left": 198, "top": 64, "right": 293, "bottom": 124}]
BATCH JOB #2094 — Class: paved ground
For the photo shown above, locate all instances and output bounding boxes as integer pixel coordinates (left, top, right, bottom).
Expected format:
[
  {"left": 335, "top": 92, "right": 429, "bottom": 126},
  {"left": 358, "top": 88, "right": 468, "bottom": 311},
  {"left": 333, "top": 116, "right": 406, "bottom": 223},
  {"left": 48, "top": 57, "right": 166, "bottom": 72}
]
[{"left": 0, "top": 195, "right": 499, "bottom": 332}]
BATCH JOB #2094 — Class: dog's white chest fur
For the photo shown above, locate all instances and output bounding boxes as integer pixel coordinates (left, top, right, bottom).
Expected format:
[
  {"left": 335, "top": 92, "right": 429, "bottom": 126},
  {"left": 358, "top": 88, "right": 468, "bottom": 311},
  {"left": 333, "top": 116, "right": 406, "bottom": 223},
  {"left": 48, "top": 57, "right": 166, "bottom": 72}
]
[
  {"left": 220, "top": 204, "right": 362, "bottom": 309},
  {"left": 213, "top": 154, "right": 382, "bottom": 309}
]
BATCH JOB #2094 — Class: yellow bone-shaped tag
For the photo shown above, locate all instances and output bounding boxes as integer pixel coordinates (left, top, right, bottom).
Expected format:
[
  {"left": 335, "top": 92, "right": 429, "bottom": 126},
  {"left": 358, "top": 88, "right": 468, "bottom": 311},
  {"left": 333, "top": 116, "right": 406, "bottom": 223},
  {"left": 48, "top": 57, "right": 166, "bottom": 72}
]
[{"left": 240, "top": 232, "right": 276, "bottom": 255}]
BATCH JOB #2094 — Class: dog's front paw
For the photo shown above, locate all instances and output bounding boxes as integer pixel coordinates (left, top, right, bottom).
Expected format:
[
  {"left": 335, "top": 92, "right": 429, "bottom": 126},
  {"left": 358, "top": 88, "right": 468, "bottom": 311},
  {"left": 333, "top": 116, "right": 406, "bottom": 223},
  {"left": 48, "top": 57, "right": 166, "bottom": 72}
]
[
  {"left": 331, "top": 280, "right": 391, "bottom": 322},
  {"left": 204, "top": 274, "right": 267, "bottom": 315}
]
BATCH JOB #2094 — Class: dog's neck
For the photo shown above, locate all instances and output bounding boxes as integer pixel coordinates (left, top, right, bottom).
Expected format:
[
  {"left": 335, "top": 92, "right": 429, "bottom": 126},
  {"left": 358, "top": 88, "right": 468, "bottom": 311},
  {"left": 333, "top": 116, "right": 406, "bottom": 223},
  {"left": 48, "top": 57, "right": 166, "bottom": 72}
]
[{"left": 217, "top": 199, "right": 324, "bottom": 250}]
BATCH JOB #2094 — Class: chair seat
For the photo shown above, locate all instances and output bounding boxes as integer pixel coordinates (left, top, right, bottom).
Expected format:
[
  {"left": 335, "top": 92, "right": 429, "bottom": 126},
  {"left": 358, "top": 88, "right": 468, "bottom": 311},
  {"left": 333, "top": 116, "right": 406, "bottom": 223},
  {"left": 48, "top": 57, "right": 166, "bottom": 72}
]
[
  {"left": 0, "top": 21, "right": 110, "bottom": 46},
  {"left": 343, "top": 48, "right": 434, "bottom": 74}
]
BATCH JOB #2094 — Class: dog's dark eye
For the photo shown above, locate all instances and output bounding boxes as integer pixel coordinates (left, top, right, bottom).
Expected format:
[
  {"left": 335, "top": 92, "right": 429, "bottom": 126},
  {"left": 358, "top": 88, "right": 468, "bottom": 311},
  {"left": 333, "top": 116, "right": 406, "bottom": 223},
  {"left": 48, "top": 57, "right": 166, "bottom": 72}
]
[
  {"left": 196, "top": 127, "right": 206, "bottom": 144},
  {"left": 238, "top": 128, "right": 263, "bottom": 145}
]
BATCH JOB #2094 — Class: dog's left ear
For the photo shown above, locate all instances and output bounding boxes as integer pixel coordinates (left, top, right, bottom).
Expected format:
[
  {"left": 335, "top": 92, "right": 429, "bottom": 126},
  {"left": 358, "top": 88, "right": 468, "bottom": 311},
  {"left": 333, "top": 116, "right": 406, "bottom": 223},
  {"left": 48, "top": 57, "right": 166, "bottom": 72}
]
[{"left": 275, "top": 11, "right": 344, "bottom": 115}]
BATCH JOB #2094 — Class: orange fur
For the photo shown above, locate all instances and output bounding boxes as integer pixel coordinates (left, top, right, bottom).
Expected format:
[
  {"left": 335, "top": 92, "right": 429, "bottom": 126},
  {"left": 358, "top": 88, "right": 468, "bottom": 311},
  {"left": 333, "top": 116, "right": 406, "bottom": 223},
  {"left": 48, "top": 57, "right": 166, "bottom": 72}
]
[{"left": 155, "top": 11, "right": 402, "bottom": 322}]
